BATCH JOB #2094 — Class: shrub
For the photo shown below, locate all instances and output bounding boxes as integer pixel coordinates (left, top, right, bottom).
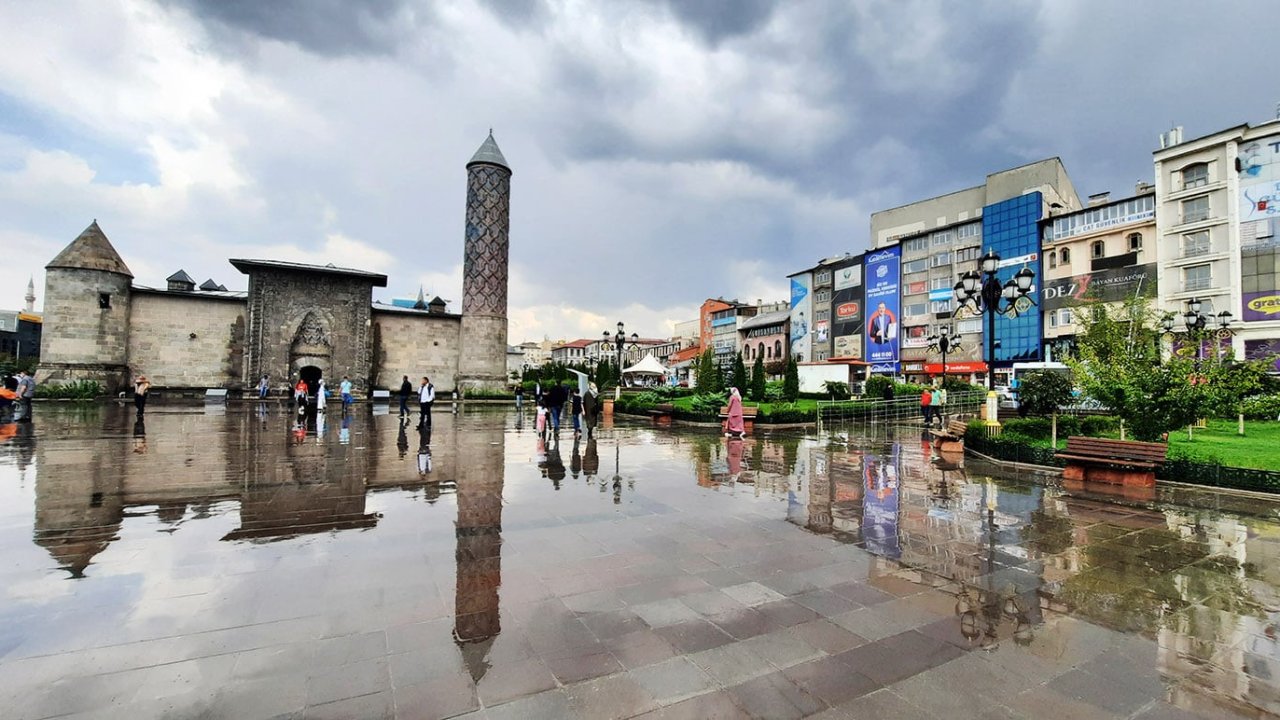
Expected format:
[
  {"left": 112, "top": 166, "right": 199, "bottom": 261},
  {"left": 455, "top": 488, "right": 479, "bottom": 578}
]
[
  {"left": 35, "top": 379, "right": 103, "bottom": 400},
  {"left": 764, "top": 381, "right": 785, "bottom": 403},
  {"left": 863, "top": 375, "right": 893, "bottom": 399},
  {"left": 759, "top": 402, "right": 812, "bottom": 423},
  {"left": 822, "top": 381, "right": 852, "bottom": 400},
  {"left": 942, "top": 378, "right": 983, "bottom": 395},
  {"left": 1242, "top": 394, "right": 1280, "bottom": 421},
  {"left": 894, "top": 382, "right": 928, "bottom": 397},
  {"left": 783, "top": 359, "right": 799, "bottom": 402},
  {"left": 689, "top": 392, "right": 727, "bottom": 415},
  {"left": 1079, "top": 415, "right": 1120, "bottom": 436}
]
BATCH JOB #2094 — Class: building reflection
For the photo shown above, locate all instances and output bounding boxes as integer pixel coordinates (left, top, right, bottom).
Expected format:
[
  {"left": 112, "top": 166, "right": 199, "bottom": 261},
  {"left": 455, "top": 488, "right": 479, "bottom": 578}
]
[{"left": 452, "top": 417, "right": 504, "bottom": 682}]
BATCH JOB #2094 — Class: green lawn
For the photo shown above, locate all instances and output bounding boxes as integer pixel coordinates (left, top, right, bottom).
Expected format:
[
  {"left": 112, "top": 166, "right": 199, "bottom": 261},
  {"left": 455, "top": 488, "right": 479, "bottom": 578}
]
[
  {"left": 1018, "top": 418, "right": 1280, "bottom": 470},
  {"left": 667, "top": 397, "right": 823, "bottom": 413}
]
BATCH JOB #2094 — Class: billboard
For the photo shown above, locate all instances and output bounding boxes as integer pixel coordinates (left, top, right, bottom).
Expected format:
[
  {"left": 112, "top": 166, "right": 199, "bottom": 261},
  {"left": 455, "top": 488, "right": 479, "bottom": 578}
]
[
  {"left": 832, "top": 273, "right": 863, "bottom": 358},
  {"left": 833, "top": 262, "right": 861, "bottom": 291},
  {"left": 1245, "top": 338, "right": 1280, "bottom": 373},
  {"left": 1244, "top": 292, "right": 1280, "bottom": 322},
  {"left": 789, "top": 275, "right": 812, "bottom": 362},
  {"left": 864, "top": 247, "right": 901, "bottom": 365},
  {"left": 1239, "top": 135, "right": 1280, "bottom": 222},
  {"left": 1040, "top": 263, "right": 1157, "bottom": 310}
]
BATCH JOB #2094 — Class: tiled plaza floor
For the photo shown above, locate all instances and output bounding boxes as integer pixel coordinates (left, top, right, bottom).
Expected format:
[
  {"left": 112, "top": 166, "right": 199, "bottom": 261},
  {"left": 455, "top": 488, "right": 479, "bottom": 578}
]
[{"left": 2, "top": 403, "right": 1279, "bottom": 719}]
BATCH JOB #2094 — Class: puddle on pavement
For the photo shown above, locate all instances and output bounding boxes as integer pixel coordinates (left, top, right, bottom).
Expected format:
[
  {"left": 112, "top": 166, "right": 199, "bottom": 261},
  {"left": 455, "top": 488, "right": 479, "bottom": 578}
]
[{"left": 1, "top": 403, "right": 1278, "bottom": 719}]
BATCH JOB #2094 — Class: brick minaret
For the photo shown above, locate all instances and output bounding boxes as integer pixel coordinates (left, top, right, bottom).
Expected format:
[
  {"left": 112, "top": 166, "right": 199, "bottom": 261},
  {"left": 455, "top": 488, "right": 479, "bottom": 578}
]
[{"left": 457, "top": 131, "right": 511, "bottom": 392}]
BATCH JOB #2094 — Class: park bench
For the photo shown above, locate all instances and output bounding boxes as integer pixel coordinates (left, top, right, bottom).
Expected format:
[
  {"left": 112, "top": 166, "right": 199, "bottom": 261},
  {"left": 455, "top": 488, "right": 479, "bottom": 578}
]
[
  {"left": 719, "top": 406, "right": 759, "bottom": 434},
  {"left": 929, "top": 419, "right": 968, "bottom": 454},
  {"left": 1055, "top": 436, "right": 1168, "bottom": 488},
  {"left": 648, "top": 403, "right": 675, "bottom": 425}
]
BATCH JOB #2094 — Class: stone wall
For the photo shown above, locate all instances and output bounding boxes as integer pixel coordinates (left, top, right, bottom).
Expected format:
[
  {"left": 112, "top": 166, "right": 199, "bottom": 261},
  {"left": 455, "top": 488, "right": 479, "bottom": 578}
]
[
  {"left": 457, "top": 314, "right": 508, "bottom": 391},
  {"left": 245, "top": 269, "right": 373, "bottom": 392},
  {"left": 127, "top": 291, "right": 247, "bottom": 388},
  {"left": 373, "top": 310, "right": 462, "bottom": 392},
  {"left": 38, "top": 267, "right": 134, "bottom": 392}
]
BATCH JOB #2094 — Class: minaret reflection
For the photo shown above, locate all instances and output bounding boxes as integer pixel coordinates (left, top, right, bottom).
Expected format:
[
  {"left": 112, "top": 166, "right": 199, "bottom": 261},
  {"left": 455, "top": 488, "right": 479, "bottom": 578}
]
[{"left": 453, "top": 417, "right": 505, "bottom": 682}]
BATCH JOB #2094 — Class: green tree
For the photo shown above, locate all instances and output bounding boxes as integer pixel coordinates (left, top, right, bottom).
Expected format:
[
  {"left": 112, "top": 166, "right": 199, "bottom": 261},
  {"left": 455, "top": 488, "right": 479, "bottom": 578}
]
[
  {"left": 783, "top": 357, "right": 799, "bottom": 402},
  {"left": 750, "top": 353, "right": 767, "bottom": 401},
  {"left": 1017, "top": 369, "right": 1075, "bottom": 446},
  {"left": 695, "top": 348, "right": 720, "bottom": 393},
  {"left": 731, "top": 352, "right": 748, "bottom": 393}
]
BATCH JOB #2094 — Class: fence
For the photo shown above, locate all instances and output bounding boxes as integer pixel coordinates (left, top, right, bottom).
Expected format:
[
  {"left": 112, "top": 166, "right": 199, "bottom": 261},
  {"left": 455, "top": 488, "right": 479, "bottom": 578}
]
[
  {"left": 816, "top": 391, "right": 985, "bottom": 431},
  {"left": 967, "top": 431, "right": 1280, "bottom": 495}
]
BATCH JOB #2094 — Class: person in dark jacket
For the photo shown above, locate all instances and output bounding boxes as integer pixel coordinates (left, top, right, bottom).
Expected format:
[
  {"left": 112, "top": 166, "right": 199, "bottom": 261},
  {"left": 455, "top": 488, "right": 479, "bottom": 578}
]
[
  {"left": 548, "top": 381, "right": 567, "bottom": 433},
  {"left": 398, "top": 375, "right": 412, "bottom": 417}
]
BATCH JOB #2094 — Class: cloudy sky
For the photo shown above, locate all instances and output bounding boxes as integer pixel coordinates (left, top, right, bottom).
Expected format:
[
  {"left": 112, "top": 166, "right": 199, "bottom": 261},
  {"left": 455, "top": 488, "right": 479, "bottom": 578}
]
[{"left": 1, "top": 0, "right": 1274, "bottom": 342}]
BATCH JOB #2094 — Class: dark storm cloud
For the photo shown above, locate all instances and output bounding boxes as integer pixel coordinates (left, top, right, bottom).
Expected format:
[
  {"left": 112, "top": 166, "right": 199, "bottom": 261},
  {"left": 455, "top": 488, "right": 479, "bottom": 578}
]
[
  {"left": 162, "top": 0, "right": 416, "bottom": 55},
  {"left": 643, "top": 0, "right": 779, "bottom": 44}
]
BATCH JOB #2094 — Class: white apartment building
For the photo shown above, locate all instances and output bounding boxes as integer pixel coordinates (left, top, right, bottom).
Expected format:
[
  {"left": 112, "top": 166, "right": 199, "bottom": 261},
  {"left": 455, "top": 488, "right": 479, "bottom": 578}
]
[{"left": 1153, "top": 120, "right": 1280, "bottom": 368}]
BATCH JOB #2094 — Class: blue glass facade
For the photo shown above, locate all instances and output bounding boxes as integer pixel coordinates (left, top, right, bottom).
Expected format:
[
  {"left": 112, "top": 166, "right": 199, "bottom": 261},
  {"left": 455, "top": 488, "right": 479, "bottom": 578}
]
[{"left": 982, "top": 192, "right": 1043, "bottom": 365}]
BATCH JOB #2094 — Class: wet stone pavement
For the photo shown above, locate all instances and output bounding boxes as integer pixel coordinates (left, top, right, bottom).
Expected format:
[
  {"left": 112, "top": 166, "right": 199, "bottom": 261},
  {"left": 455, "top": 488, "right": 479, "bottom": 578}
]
[{"left": 2, "top": 404, "right": 1280, "bottom": 719}]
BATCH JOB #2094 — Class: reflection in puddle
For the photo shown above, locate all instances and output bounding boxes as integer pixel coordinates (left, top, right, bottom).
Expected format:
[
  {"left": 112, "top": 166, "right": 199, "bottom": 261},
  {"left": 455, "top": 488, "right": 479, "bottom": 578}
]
[{"left": 1, "top": 407, "right": 1279, "bottom": 717}]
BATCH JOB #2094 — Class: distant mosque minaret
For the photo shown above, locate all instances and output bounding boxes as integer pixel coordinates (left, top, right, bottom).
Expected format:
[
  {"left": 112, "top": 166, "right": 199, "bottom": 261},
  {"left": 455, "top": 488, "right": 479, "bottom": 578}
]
[{"left": 25, "top": 276, "right": 35, "bottom": 314}]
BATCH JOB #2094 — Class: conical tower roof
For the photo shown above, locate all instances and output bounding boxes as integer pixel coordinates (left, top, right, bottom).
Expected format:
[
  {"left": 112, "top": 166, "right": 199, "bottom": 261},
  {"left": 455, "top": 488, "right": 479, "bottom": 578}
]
[
  {"left": 46, "top": 221, "right": 133, "bottom": 278},
  {"left": 467, "top": 131, "right": 510, "bottom": 171}
]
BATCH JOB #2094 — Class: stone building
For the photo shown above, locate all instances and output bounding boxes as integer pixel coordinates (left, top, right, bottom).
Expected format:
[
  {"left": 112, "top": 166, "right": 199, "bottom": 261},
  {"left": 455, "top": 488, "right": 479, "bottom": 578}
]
[{"left": 37, "top": 132, "right": 513, "bottom": 395}]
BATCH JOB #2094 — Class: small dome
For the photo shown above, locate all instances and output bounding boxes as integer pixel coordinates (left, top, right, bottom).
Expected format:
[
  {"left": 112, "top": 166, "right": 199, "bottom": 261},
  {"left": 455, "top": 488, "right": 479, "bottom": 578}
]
[{"left": 47, "top": 221, "right": 133, "bottom": 278}]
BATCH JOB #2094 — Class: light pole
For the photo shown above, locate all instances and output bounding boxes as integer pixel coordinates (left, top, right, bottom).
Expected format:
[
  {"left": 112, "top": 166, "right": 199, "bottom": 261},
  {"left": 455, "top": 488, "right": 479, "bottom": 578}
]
[
  {"left": 953, "top": 251, "right": 1036, "bottom": 391},
  {"left": 603, "top": 322, "right": 638, "bottom": 399},
  {"left": 1160, "top": 297, "right": 1234, "bottom": 377},
  {"left": 927, "top": 325, "right": 961, "bottom": 424}
]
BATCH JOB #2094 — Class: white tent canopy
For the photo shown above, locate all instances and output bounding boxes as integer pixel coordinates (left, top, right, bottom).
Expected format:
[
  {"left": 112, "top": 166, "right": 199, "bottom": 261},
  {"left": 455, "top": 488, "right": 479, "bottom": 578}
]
[{"left": 622, "top": 354, "right": 667, "bottom": 376}]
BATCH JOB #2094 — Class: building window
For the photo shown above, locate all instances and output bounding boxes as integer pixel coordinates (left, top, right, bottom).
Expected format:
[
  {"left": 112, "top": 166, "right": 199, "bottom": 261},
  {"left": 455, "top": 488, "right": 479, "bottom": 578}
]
[
  {"left": 774, "top": 339, "right": 782, "bottom": 358},
  {"left": 1183, "top": 230, "right": 1210, "bottom": 257},
  {"left": 816, "top": 309, "right": 829, "bottom": 322},
  {"left": 905, "top": 302, "right": 928, "bottom": 317},
  {"left": 1048, "top": 250, "right": 1058, "bottom": 269},
  {"left": 1184, "top": 264, "right": 1212, "bottom": 292},
  {"left": 1059, "top": 309, "right": 1072, "bottom": 326},
  {"left": 957, "top": 318, "right": 981, "bottom": 334},
  {"left": 930, "top": 252, "right": 951, "bottom": 268},
  {"left": 904, "top": 238, "right": 928, "bottom": 253},
  {"left": 930, "top": 299, "right": 952, "bottom": 314},
  {"left": 814, "top": 271, "right": 832, "bottom": 285},
  {"left": 954, "top": 246, "right": 981, "bottom": 263},
  {"left": 902, "top": 259, "right": 927, "bottom": 275},
  {"left": 98, "top": 293, "right": 111, "bottom": 309},
  {"left": 1128, "top": 232, "right": 1143, "bottom": 251},
  {"left": 1182, "top": 195, "right": 1210, "bottom": 224},
  {"left": 815, "top": 290, "right": 831, "bottom": 303},
  {"left": 1060, "top": 247, "right": 1070, "bottom": 263},
  {"left": 1181, "top": 162, "right": 1209, "bottom": 190},
  {"left": 1048, "top": 311, "right": 1058, "bottom": 328},
  {"left": 931, "top": 230, "right": 954, "bottom": 246},
  {"left": 929, "top": 277, "right": 951, "bottom": 291},
  {"left": 1091, "top": 240, "right": 1105, "bottom": 259},
  {"left": 757, "top": 342, "right": 764, "bottom": 359}
]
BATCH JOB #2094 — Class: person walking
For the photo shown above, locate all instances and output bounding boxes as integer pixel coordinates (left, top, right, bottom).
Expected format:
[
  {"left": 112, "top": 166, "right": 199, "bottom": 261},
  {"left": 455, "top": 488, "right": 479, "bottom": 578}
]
[
  {"left": 398, "top": 375, "right": 412, "bottom": 417},
  {"left": 515, "top": 384, "right": 524, "bottom": 412},
  {"left": 316, "top": 378, "right": 328, "bottom": 412},
  {"left": 15, "top": 370, "right": 35, "bottom": 422},
  {"left": 548, "top": 381, "right": 567, "bottom": 433},
  {"left": 133, "top": 375, "right": 151, "bottom": 417},
  {"left": 920, "top": 387, "right": 933, "bottom": 426},
  {"left": 570, "top": 388, "right": 583, "bottom": 437},
  {"left": 582, "top": 382, "right": 599, "bottom": 439},
  {"left": 257, "top": 374, "right": 270, "bottom": 399},
  {"left": 293, "top": 378, "right": 308, "bottom": 408},
  {"left": 418, "top": 376, "right": 435, "bottom": 427},
  {"left": 725, "top": 387, "right": 746, "bottom": 439},
  {"left": 339, "top": 376, "right": 354, "bottom": 410},
  {"left": 935, "top": 385, "right": 948, "bottom": 424}
]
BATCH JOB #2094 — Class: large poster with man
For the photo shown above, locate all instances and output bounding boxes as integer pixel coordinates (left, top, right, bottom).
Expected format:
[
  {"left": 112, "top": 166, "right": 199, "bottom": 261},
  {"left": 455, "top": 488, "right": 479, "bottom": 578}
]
[
  {"left": 864, "top": 248, "right": 900, "bottom": 365},
  {"left": 789, "top": 275, "right": 812, "bottom": 362}
]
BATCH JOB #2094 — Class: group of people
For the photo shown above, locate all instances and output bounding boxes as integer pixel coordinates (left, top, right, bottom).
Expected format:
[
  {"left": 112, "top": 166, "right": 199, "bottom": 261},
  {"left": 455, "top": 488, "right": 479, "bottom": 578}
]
[
  {"left": 0, "top": 370, "right": 36, "bottom": 422},
  {"left": 531, "top": 380, "right": 599, "bottom": 438},
  {"left": 277, "top": 375, "right": 358, "bottom": 416},
  {"left": 397, "top": 375, "right": 436, "bottom": 426},
  {"left": 920, "top": 386, "right": 949, "bottom": 426}
]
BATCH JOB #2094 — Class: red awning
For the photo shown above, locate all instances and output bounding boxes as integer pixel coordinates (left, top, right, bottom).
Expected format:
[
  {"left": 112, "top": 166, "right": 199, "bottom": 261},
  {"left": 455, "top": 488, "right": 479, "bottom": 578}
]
[{"left": 923, "top": 362, "right": 988, "bottom": 374}]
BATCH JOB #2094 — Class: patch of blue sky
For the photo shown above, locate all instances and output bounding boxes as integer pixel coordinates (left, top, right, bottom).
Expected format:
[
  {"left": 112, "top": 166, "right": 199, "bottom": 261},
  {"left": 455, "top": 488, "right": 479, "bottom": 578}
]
[{"left": 0, "top": 90, "right": 157, "bottom": 185}]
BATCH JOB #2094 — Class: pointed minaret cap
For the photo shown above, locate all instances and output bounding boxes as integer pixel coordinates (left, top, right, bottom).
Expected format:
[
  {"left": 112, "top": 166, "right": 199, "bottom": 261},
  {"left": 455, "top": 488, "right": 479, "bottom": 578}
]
[
  {"left": 46, "top": 221, "right": 134, "bottom": 278},
  {"left": 413, "top": 286, "right": 428, "bottom": 310},
  {"left": 467, "top": 130, "right": 510, "bottom": 172}
]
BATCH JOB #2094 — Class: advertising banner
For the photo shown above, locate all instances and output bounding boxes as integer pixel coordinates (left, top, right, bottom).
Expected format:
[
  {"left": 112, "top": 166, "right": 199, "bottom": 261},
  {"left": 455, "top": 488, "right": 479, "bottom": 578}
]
[
  {"left": 789, "top": 275, "right": 812, "bottom": 362},
  {"left": 815, "top": 321, "right": 829, "bottom": 344},
  {"left": 831, "top": 283, "right": 863, "bottom": 358},
  {"left": 1244, "top": 291, "right": 1280, "bottom": 322},
  {"left": 1245, "top": 338, "right": 1280, "bottom": 372},
  {"left": 1239, "top": 135, "right": 1280, "bottom": 222},
  {"left": 861, "top": 444, "right": 900, "bottom": 560},
  {"left": 833, "top": 262, "right": 861, "bottom": 291},
  {"left": 864, "top": 247, "right": 901, "bottom": 364},
  {"left": 833, "top": 334, "right": 863, "bottom": 358},
  {"left": 1040, "top": 263, "right": 1157, "bottom": 311}
]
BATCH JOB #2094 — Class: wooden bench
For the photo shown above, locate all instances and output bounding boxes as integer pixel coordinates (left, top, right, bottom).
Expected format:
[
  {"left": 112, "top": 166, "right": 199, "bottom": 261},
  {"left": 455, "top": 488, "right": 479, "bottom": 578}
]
[
  {"left": 648, "top": 403, "right": 675, "bottom": 425},
  {"left": 719, "top": 406, "right": 759, "bottom": 435},
  {"left": 929, "top": 419, "right": 967, "bottom": 454},
  {"left": 1055, "top": 436, "right": 1168, "bottom": 488}
]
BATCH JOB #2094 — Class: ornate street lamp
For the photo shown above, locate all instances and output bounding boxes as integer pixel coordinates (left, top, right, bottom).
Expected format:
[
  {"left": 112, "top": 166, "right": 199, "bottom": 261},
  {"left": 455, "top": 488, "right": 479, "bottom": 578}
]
[
  {"left": 953, "top": 251, "right": 1037, "bottom": 391},
  {"left": 604, "top": 322, "right": 639, "bottom": 398},
  {"left": 927, "top": 325, "right": 961, "bottom": 423},
  {"left": 1161, "top": 297, "right": 1234, "bottom": 373}
]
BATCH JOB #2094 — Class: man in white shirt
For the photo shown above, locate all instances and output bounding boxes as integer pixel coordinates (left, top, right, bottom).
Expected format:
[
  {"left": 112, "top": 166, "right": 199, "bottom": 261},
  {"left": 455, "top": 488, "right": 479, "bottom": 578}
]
[{"left": 418, "top": 376, "right": 435, "bottom": 427}]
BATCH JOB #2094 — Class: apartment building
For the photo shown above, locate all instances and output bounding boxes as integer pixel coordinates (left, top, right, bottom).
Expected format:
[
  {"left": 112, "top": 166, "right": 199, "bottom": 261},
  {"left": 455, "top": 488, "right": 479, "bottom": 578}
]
[
  {"left": 1040, "top": 189, "right": 1157, "bottom": 360},
  {"left": 1153, "top": 121, "right": 1280, "bottom": 369}
]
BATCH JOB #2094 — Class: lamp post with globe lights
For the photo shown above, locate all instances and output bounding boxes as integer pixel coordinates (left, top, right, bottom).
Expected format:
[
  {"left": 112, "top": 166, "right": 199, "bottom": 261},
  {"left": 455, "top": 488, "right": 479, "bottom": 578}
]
[
  {"left": 927, "top": 325, "right": 961, "bottom": 424},
  {"left": 603, "top": 322, "right": 639, "bottom": 399},
  {"left": 953, "top": 251, "right": 1036, "bottom": 423}
]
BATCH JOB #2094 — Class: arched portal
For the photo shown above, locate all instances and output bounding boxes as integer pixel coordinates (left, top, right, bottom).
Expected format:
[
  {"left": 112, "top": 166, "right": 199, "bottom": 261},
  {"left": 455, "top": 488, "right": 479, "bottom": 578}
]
[{"left": 299, "top": 365, "right": 323, "bottom": 395}]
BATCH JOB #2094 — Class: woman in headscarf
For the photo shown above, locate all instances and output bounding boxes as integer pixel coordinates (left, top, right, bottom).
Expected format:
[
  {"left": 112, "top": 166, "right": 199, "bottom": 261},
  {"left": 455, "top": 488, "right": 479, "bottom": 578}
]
[
  {"left": 582, "top": 382, "right": 600, "bottom": 439},
  {"left": 725, "top": 387, "right": 746, "bottom": 439}
]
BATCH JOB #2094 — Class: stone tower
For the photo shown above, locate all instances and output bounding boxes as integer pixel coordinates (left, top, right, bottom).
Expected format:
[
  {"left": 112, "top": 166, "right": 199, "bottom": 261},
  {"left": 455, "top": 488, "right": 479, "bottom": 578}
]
[
  {"left": 24, "top": 276, "right": 35, "bottom": 313},
  {"left": 38, "top": 221, "right": 134, "bottom": 393},
  {"left": 457, "top": 131, "right": 511, "bottom": 392}
]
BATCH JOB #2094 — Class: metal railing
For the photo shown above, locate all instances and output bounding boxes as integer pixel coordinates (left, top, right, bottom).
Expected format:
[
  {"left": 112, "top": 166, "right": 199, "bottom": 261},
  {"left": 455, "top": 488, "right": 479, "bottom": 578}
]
[{"left": 816, "top": 391, "right": 985, "bottom": 431}]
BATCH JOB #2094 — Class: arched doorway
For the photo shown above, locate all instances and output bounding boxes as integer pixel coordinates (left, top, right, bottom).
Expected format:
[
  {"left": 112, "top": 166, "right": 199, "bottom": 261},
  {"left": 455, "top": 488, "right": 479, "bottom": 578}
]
[{"left": 299, "top": 365, "right": 323, "bottom": 396}]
